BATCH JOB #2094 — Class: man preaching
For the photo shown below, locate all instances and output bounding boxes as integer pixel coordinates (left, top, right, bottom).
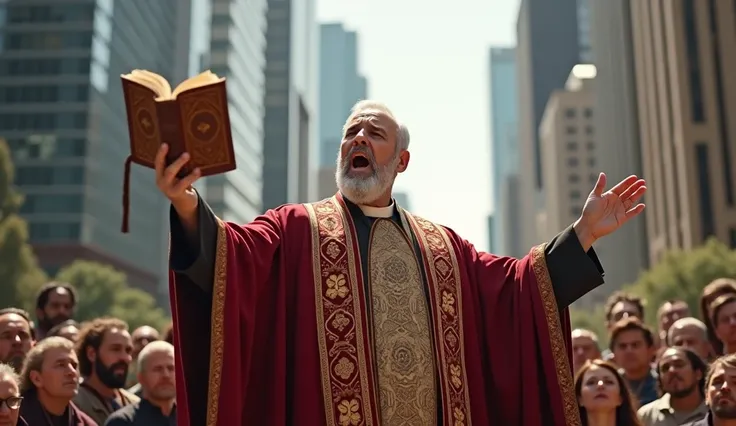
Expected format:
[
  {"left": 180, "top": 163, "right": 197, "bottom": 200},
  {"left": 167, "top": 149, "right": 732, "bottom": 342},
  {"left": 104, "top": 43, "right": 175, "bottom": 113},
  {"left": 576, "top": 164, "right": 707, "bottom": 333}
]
[{"left": 159, "top": 100, "right": 646, "bottom": 426}]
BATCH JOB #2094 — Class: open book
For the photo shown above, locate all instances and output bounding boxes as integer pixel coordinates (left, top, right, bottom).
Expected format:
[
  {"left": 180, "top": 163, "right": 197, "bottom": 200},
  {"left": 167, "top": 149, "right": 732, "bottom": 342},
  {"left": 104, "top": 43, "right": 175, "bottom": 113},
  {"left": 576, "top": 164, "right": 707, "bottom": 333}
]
[{"left": 120, "top": 69, "right": 236, "bottom": 233}]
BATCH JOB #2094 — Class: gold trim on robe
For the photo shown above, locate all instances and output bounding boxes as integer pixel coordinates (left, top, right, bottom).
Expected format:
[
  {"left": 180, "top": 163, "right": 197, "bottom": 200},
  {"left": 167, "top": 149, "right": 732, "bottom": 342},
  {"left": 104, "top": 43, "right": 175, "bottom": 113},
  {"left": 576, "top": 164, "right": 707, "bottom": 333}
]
[
  {"left": 403, "top": 211, "right": 473, "bottom": 426},
  {"left": 530, "top": 244, "right": 581, "bottom": 426},
  {"left": 205, "top": 219, "right": 228, "bottom": 426},
  {"left": 306, "top": 198, "right": 378, "bottom": 426}
]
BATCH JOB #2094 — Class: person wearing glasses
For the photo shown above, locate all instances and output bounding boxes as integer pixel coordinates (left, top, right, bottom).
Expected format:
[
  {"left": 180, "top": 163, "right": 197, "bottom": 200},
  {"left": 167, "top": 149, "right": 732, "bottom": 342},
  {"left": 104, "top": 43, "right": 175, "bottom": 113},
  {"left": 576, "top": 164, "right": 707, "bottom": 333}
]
[{"left": 0, "top": 363, "right": 21, "bottom": 426}]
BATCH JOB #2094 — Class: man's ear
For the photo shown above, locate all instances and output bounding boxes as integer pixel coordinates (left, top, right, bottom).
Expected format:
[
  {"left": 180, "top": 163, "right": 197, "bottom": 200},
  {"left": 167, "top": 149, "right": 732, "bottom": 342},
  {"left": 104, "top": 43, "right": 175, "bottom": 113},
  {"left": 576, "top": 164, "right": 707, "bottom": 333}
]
[{"left": 396, "top": 151, "right": 410, "bottom": 174}]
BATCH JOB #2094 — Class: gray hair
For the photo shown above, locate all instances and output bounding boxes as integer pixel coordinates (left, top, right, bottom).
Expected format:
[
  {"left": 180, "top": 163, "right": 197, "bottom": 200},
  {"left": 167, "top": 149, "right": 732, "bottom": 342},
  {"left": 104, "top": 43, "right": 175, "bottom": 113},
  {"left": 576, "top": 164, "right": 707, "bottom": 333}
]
[
  {"left": 137, "top": 340, "right": 174, "bottom": 372},
  {"left": 19, "top": 336, "right": 75, "bottom": 393},
  {"left": 667, "top": 317, "right": 707, "bottom": 345},
  {"left": 0, "top": 363, "right": 20, "bottom": 388},
  {"left": 344, "top": 100, "right": 411, "bottom": 152}
]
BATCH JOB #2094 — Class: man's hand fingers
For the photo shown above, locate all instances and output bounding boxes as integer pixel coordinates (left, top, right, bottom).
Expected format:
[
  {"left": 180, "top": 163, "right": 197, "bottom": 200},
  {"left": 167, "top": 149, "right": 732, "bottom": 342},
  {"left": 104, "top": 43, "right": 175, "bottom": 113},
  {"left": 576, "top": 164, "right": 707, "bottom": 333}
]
[
  {"left": 172, "top": 169, "right": 201, "bottom": 194},
  {"left": 154, "top": 144, "right": 168, "bottom": 179},
  {"left": 618, "top": 179, "right": 646, "bottom": 201},
  {"left": 163, "top": 152, "right": 191, "bottom": 181}
]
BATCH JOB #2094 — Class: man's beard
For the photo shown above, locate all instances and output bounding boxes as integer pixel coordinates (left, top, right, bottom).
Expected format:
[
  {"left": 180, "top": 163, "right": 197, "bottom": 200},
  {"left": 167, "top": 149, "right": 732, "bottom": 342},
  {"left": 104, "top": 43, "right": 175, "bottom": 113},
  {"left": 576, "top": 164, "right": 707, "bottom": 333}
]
[
  {"left": 4, "top": 354, "right": 24, "bottom": 373},
  {"left": 335, "top": 147, "right": 398, "bottom": 205},
  {"left": 668, "top": 383, "right": 696, "bottom": 398},
  {"left": 39, "top": 314, "right": 70, "bottom": 331},
  {"left": 95, "top": 359, "right": 128, "bottom": 389}
]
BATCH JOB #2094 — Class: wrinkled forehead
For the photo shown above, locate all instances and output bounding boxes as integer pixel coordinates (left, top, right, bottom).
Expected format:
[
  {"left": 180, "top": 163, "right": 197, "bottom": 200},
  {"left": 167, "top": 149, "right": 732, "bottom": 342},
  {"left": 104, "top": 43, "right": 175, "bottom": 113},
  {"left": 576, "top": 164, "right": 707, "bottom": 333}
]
[{"left": 343, "top": 109, "right": 398, "bottom": 134}]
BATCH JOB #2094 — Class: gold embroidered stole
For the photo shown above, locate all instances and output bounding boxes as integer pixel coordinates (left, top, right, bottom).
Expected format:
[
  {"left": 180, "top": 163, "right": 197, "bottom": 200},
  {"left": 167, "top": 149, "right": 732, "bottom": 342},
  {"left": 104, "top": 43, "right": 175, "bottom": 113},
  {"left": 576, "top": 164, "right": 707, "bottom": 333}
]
[
  {"left": 306, "top": 196, "right": 473, "bottom": 426},
  {"left": 368, "top": 219, "right": 437, "bottom": 425}
]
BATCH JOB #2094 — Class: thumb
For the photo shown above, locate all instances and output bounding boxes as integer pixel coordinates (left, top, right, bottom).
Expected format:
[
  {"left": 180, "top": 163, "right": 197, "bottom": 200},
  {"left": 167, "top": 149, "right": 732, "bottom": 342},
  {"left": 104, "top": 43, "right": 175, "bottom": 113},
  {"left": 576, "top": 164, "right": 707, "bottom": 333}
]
[{"left": 592, "top": 172, "right": 606, "bottom": 197}]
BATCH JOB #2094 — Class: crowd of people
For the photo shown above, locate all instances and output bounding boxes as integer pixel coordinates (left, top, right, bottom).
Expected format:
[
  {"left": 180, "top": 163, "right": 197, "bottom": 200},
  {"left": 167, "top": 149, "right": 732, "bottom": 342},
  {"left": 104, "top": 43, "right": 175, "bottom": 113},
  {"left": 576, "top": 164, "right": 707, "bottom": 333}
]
[
  {"left": 0, "top": 283, "right": 175, "bottom": 426},
  {"left": 4, "top": 279, "right": 736, "bottom": 426},
  {"left": 572, "top": 277, "right": 736, "bottom": 426}
]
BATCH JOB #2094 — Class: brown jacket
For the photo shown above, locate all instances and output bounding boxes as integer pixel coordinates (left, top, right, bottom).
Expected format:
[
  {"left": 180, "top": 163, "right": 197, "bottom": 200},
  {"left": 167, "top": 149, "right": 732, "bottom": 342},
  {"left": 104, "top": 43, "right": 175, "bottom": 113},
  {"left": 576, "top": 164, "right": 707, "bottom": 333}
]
[{"left": 73, "top": 382, "right": 140, "bottom": 425}]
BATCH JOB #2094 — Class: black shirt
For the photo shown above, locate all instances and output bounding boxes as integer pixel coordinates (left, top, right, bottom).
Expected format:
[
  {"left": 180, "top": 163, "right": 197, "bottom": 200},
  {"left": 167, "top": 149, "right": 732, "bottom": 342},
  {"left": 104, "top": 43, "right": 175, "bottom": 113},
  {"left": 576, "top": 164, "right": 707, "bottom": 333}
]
[{"left": 103, "top": 399, "right": 176, "bottom": 426}]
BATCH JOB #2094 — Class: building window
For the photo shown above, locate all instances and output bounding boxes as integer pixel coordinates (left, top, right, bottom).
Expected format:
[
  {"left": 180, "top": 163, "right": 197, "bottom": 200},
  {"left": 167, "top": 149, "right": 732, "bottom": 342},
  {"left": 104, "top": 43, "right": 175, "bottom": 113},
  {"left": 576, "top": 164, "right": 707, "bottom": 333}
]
[
  {"left": 29, "top": 222, "right": 81, "bottom": 242},
  {"left": 684, "top": 0, "right": 705, "bottom": 122},
  {"left": 569, "top": 174, "right": 580, "bottom": 183},
  {"left": 566, "top": 126, "right": 577, "bottom": 135},
  {"left": 587, "top": 141, "right": 595, "bottom": 150},
  {"left": 568, "top": 157, "right": 579, "bottom": 167},
  {"left": 584, "top": 108, "right": 593, "bottom": 118},
  {"left": 570, "top": 190, "right": 581, "bottom": 200},
  {"left": 585, "top": 125, "right": 594, "bottom": 135},
  {"left": 565, "top": 108, "right": 576, "bottom": 118},
  {"left": 588, "top": 157, "right": 596, "bottom": 167},
  {"left": 571, "top": 206, "right": 582, "bottom": 217},
  {"left": 566, "top": 141, "right": 578, "bottom": 151},
  {"left": 695, "top": 143, "right": 715, "bottom": 239}
]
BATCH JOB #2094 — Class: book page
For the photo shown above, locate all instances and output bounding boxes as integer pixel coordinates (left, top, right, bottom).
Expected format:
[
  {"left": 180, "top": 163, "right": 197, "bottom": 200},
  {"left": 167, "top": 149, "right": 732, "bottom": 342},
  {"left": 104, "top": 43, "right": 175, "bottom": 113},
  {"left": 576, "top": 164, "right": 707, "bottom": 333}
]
[
  {"left": 171, "top": 70, "right": 225, "bottom": 99},
  {"left": 121, "top": 70, "right": 172, "bottom": 98}
]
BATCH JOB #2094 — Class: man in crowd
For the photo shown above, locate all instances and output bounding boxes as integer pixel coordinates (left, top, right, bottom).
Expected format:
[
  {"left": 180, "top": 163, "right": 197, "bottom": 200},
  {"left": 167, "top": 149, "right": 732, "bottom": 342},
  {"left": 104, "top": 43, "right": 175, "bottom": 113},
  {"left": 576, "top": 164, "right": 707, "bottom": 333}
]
[
  {"left": 602, "top": 292, "right": 646, "bottom": 360},
  {"left": 710, "top": 294, "right": 736, "bottom": 356},
  {"left": 105, "top": 341, "right": 176, "bottom": 425},
  {"left": 685, "top": 353, "right": 736, "bottom": 426},
  {"left": 0, "top": 309, "right": 33, "bottom": 373},
  {"left": 610, "top": 317, "right": 658, "bottom": 406},
  {"left": 18, "top": 337, "right": 95, "bottom": 425},
  {"left": 161, "top": 100, "right": 647, "bottom": 425},
  {"left": 658, "top": 300, "right": 690, "bottom": 345},
  {"left": 571, "top": 328, "right": 601, "bottom": 374},
  {"left": 638, "top": 347, "right": 708, "bottom": 425},
  {"left": 125, "top": 326, "right": 160, "bottom": 389},
  {"left": 73, "top": 318, "right": 139, "bottom": 425},
  {"left": 669, "top": 317, "right": 712, "bottom": 361},
  {"left": 0, "top": 363, "right": 21, "bottom": 426},
  {"left": 35, "top": 283, "right": 77, "bottom": 341},
  {"left": 47, "top": 320, "right": 81, "bottom": 344}
]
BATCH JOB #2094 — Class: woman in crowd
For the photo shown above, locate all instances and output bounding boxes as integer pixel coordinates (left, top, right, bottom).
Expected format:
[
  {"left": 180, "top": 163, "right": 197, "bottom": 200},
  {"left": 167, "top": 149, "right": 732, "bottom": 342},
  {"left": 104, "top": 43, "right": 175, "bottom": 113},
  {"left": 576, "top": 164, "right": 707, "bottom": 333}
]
[{"left": 575, "top": 359, "right": 642, "bottom": 426}]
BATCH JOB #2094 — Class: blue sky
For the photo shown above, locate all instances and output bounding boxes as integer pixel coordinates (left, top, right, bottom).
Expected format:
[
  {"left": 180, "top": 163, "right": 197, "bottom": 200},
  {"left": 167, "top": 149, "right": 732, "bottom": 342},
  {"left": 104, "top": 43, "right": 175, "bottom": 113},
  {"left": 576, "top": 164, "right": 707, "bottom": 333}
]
[{"left": 317, "top": 0, "right": 521, "bottom": 251}]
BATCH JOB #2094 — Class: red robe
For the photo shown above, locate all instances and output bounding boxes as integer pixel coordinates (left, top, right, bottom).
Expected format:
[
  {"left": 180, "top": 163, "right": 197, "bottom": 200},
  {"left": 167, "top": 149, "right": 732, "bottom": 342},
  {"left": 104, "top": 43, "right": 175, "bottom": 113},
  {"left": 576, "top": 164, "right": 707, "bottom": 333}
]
[{"left": 170, "top": 194, "right": 582, "bottom": 426}]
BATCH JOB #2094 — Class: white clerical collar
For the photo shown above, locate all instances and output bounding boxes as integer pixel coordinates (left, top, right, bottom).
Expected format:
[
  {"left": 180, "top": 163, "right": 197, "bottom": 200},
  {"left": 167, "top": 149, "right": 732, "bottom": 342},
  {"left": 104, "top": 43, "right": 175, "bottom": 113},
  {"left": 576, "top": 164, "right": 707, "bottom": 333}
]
[{"left": 358, "top": 202, "right": 394, "bottom": 218}]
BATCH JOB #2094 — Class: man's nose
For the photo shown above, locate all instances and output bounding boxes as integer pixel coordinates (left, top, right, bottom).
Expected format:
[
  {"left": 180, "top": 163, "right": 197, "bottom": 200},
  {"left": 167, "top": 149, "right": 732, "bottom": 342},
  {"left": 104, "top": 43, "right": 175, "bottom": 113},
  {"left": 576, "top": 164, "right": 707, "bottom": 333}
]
[{"left": 351, "top": 129, "right": 368, "bottom": 146}]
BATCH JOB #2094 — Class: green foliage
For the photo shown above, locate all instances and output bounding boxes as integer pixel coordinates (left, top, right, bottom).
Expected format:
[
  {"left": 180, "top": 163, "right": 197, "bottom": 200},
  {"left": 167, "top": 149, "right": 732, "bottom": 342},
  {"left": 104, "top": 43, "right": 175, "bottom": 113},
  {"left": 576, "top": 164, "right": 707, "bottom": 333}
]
[
  {"left": 569, "top": 238, "right": 736, "bottom": 342},
  {"left": 0, "top": 139, "right": 47, "bottom": 308},
  {"left": 570, "top": 304, "right": 609, "bottom": 347},
  {"left": 625, "top": 238, "right": 736, "bottom": 327},
  {"left": 55, "top": 260, "right": 169, "bottom": 331}
]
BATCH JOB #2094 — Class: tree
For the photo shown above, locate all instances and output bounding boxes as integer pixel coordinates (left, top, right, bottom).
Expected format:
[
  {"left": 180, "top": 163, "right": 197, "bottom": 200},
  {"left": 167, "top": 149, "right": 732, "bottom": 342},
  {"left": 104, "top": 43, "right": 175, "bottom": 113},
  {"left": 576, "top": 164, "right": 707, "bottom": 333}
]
[
  {"left": 0, "top": 139, "right": 47, "bottom": 308},
  {"left": 625, "top": 238, "right": 736, "bottom": 326},
  {"left": 55, "top": 260, "right": 170, "bottom": 331}
]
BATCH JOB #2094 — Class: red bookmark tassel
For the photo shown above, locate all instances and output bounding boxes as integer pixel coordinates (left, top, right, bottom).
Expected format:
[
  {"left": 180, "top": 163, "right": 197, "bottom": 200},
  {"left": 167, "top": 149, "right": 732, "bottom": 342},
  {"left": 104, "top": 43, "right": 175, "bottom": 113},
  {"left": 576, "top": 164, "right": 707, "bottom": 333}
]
[{"left": 121, "top": 155, "right": 133, "bottom": 233}]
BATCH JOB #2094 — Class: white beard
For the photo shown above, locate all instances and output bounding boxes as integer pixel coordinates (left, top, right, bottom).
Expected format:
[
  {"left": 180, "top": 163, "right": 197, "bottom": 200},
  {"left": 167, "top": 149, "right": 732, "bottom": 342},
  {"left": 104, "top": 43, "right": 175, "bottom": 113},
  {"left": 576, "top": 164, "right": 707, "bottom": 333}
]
[{"left": 335, "top": 151, "right": 399, "bottom": 205}]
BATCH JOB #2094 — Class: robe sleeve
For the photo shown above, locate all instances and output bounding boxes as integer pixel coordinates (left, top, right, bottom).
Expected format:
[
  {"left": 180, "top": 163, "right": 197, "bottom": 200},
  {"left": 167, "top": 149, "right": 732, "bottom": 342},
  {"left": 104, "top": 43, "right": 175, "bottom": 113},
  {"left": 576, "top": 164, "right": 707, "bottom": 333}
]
[
  {"left": 464, "top": 232, "right": 601, "bottom": 425},
  {"left": 168, "top": 202, "right": 285, "bottom": 426},
  {"left": 169, "top": 191, "right": 218, "bottom": 293},
  {"left": 544, "top": 225, "right": 605, "bottom": 308}
]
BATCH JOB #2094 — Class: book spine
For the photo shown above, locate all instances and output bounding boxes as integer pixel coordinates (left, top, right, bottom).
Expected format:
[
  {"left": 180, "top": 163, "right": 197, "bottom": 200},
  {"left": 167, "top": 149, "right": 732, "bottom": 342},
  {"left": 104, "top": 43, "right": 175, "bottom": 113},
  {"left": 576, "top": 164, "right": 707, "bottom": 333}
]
[{"left": 155, "top": 100, "right": 190, "bottom": 178}]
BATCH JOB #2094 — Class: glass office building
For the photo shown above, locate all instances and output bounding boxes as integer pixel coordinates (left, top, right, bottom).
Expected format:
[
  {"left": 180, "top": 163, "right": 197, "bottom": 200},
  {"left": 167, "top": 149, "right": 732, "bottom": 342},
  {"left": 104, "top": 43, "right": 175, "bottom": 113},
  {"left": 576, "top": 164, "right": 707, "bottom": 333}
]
[
  {"left": 0, "top": 0, "right": 189, "bottom": 297},
  {"left": 201, "top": 0, "right": 267, "bottom": 224}
]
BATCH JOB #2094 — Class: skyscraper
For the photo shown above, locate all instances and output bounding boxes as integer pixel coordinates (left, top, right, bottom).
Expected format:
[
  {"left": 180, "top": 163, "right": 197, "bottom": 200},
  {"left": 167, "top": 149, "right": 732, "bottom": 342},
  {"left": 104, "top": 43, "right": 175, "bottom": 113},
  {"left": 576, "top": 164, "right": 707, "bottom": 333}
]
[
  {"left": 630, "top": 0, "right": 736, "bottom": 261},
  {"left": 316, "top": 23, "right": 368, "bottom": 200},
  {"left": 0, "top": 0, "right": 192, "bottom": 296},
  {"left": 588, "top": 0, "right": 648, "bottom": 290},
  {"left": 199, "top": 0, "right": 268, "bottom": 224},
  {"left": 260, "top": 0, "right": 318, "bottom": 209},
  {"left": 516, "top": 0, "right": 586, "bottom": 250},
  {"left": 487, "top": 47, "right": 519, "bottom": 256}
]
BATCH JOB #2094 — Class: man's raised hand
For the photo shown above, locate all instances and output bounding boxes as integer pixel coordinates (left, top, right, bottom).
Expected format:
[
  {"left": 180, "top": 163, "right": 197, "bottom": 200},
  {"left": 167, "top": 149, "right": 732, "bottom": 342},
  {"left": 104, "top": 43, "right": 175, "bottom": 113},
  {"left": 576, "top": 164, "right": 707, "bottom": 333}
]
[{"left": 155, "top": 143, "right": 200, "bottom": 216}]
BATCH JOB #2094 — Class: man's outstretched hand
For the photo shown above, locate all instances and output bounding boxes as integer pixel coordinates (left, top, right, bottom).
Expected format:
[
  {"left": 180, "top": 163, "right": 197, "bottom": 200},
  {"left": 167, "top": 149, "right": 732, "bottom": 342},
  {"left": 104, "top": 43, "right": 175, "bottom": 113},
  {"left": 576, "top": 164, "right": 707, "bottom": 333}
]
[{"left": 573, "top": 173, "right": 647, "bottom": 251}]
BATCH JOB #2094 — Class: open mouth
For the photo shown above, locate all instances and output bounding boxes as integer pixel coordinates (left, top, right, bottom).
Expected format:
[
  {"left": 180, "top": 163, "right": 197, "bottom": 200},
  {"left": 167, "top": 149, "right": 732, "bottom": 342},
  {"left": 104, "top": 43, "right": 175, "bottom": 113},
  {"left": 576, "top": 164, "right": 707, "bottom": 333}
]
[{"left": 351, "top": 154, "right": 371, "bottom": 169}]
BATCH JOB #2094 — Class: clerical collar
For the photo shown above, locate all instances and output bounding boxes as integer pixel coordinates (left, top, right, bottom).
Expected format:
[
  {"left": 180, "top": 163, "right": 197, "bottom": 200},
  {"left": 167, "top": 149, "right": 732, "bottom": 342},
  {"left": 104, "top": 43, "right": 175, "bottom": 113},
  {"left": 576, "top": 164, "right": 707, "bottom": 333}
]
[{"left": 358, "top": 202, "right": 394, "bottom": 218}]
